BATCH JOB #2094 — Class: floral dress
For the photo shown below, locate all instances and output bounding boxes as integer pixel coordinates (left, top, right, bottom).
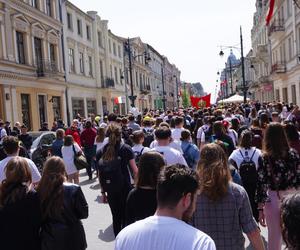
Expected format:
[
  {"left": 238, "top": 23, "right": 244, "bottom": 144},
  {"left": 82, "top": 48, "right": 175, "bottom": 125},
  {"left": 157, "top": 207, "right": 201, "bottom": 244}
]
[{"left": 255, "top": 149, "right": 300, "bottom": 204}]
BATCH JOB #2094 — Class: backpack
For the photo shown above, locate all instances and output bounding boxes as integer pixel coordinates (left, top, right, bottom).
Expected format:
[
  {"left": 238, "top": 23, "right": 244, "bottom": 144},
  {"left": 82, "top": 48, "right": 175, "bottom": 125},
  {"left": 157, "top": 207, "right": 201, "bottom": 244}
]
[
  {"left": 143, "top": 128, "right": 154, "bottom": 147},
  {"left": 134, "top": 147, "right": 144, "bottom": 166},
  {"left": 182, "top": 144, "right": 194, "bottom": 169},
  {"left": 98, "top": 144, "right": 125, "bottom": 193},
  {"left": 203, "top": 126, "right": 212, "bottom": 143},
  {"left": 238, "top": 149, "right": 257, "bottom": 186}
]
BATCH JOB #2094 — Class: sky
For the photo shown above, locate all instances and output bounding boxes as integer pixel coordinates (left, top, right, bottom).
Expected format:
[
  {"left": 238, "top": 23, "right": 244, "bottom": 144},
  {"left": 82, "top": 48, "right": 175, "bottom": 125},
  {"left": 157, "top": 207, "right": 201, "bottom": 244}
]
[{"left": 71, "top": 0, "right": 256, "bottom": 102}]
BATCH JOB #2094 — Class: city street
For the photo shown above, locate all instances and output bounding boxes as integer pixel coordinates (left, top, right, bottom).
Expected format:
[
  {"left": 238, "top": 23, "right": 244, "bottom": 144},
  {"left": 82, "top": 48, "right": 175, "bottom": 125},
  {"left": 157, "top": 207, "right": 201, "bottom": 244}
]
[{"left": 79, "top": 170, "right": 273, "bottom": 250}]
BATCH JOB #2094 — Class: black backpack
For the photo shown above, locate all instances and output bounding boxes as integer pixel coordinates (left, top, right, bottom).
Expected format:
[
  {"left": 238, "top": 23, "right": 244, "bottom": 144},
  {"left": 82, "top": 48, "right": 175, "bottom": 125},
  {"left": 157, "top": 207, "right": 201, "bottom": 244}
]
[
  {"left": 239, "top": 149, "right": 257, "bottom": 186},
  {"left": 182, "top": 144, "right": 194, "bottom": 169},
  {"left": 143, "top": 128, "right": 154, "bottom": 147},
  {"left": 98, "top": 145, "right": 125, "bottom": 193},
  {"left": 203, "top": 127, "right": 212, "bottom": 143},
  {"left": 133, "top": 147, "right": 144, "bottom": 166}
]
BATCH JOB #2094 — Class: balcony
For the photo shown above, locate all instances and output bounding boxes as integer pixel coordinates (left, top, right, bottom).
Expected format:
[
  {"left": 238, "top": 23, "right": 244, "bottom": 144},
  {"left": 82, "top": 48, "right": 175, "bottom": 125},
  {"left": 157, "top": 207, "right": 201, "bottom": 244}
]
[
  {"left": 101, "top": 78, "right": 115, "bottom": 88},
  {"left": 36, "top": 59, "right": 58, "bottom": 77},
  {"left": 268, "top": 19, "right": 285, "bottom": 36},
  {"left": 271, "top": 62, "right": 286, "bottom": 74},
  {"left": 140, "top": 84, "right": 151, "bottom": 94}
]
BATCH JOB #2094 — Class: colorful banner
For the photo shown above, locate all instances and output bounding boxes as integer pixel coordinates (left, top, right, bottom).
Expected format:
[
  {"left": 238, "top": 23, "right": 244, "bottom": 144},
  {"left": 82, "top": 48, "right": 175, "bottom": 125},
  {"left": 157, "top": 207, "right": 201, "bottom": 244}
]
[
  {"left": 190, "top": 94, "right": 211, "bottom": 108},
  {"left": 266, "top": 0, "right": 275, "bottom": 26}
]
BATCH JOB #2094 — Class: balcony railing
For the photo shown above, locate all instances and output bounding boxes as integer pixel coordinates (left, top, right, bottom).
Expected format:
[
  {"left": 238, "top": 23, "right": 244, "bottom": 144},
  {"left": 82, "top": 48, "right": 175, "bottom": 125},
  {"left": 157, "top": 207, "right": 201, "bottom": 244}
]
[
  {"left": 101, "top": 78, "right": 115, "bottom": 88},
  {"left": 36, "top": 59, "right": 58, "bottom": 77},
  {"left": 269, "top": 19, "right": 285, "bottom": 36},
  {"left": 140, "top": 84, "right": 151, "bottom": 94},
  {"left": 271, "top": 62, "right": 286, "bottom": 74}
]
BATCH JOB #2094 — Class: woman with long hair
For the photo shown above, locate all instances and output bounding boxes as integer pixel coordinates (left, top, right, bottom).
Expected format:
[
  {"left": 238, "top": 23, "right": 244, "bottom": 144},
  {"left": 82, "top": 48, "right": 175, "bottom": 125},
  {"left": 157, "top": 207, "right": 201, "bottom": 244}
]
[
  {"left": 284, "top": 122, "right": 300, "bottom": 155},
  {"left": 61, "top": 135, "right": 82, "bottom": 184},
  {"left": 193, "top": 144, "right": 264, "bottom": 250},
  {"left": 96, "top": 123, "right": 138, "bottom": 236},
  {"left": 0, "top": 157, "right": 41, "bottom": 250},
  {"left": 256, "top": 122, "right": 300, "bottom": 250},
  {"left": 229, "top": 130, "right": 262, "bottom": 221},
  {"left": 125, "top": 152, "right": 165, "bottom": 225},
  {"left": 94, "top": 127, "right": 106, "bottom": 153},
  {"left": 37, "top": 157, "right": 88, "bottom": 250}
]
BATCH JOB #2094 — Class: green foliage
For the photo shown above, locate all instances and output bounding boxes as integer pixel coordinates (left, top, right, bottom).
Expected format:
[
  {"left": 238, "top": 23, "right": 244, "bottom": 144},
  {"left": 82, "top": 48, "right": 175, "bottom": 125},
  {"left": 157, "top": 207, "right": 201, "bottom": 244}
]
[{"left": 182, "top": 89, "right": 190, "bottom": 108}]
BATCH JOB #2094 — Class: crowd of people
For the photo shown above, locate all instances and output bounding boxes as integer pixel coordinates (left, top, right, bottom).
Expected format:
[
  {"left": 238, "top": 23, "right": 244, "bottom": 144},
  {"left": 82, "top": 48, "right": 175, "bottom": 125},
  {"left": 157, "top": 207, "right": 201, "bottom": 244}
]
[{"left": 0, "top": 101, "right": 300, "bottom": 250}]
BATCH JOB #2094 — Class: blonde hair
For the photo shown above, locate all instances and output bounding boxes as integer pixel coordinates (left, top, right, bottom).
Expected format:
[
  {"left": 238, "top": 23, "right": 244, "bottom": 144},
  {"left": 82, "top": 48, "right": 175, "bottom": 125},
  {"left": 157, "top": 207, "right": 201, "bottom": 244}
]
[{"left": 197, "top": 143, "right": 231, "bottom": 202}]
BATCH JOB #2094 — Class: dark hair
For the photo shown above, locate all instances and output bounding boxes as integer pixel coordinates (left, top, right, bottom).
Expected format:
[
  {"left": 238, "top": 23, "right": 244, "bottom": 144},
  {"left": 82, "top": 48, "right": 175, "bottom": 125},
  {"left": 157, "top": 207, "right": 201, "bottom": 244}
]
[
  {"left": 37, "top": 157, "right": 66, "bottom": 220},
  {"left": 260, "top": 113, "right": 269, "bottom": 129},
  {"left": 63, "top": 135, "right": 74, "bottom": 146},
  {"left": 107, "top": 113, "right": 117, "bottom": 122},
  {"left": 96, "top": 127, "right": 106, "bottom": 143},
  {"left": 2, "top": 136, "right": 19, "bottom": 155},
  {"left": 281, "top": 193, "right": 300, "bottom": 250},
  {"left": 137, "top": 152, "right": 165, "bottom": 188},
  {"left": 180, "top": 129, "right": 191, "bottom": 141},
  {"left": 121, "top": 117, "right": 128, "bottom": 125},
  {"left": 174, "top": 116, "right": 184, "bottom": 126},
  {"left": 159, "top": 122, "right": 170, "bottom": 129},
  {"left": 0, "top": 157, "right": 32, "bottom": 208},
  {"left": 264, "top": 122, "right": 290, "bottom": 159},
  {"left": 155, "top": 118, "right": 163, "bottom": 128},
  {"left": 56, "top": 129, "right": 65, "bottom": 140},
  {"left": 103, "top": 124, "right": 122, "bottom": 161},
  {"left": 85, "top": 120, "right": 92, "bottom": 128},
  {"left": 251, "top": 118, "right": 260, "bottom": 128},
  {"left": 128, "top": 115, "right": 135, "bottom": 122},
  {"left": 213, "top": 121, "right": 226, "bottom": 137},
  {"left": 157, "top": 165, "right": 199, "bottom": 209},
  {"left": 239, "top": 130, "right": 253, "bottom": 149},
  {"left": 231, "top": 117, "right": 240, "bottom": 132},
  {"left": 130, "top": 130, "right": 144, "bottom": 145},
  {"left": 155, "top": 127, "right": 171, "bottom": 140},
  {"left": 284, "top": 123, "right": 299, "bottom": 142}
]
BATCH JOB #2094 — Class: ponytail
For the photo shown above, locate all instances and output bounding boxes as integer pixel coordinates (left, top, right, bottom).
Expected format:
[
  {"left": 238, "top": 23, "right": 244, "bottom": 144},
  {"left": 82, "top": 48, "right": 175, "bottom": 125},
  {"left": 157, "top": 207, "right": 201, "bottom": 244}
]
[{"left": 103, "top": 124, "right": 122, "bottom": 161}]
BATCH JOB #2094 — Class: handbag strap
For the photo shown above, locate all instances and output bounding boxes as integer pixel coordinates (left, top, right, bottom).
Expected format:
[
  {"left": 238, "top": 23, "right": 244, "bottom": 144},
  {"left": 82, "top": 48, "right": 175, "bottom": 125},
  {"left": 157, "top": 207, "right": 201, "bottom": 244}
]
[{"left": 72, "top": 144, "right": 77, "bottom": 156}]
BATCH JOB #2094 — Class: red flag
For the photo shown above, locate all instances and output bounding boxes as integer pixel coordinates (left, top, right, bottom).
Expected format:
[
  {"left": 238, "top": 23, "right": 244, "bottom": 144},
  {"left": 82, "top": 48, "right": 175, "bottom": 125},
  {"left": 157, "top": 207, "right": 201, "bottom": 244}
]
[
  {"left": 266, "top": 0, "right": 275, "bottom": 26},
  {"left": 190, "top": 94, "right": 211, "bottom": 108}
]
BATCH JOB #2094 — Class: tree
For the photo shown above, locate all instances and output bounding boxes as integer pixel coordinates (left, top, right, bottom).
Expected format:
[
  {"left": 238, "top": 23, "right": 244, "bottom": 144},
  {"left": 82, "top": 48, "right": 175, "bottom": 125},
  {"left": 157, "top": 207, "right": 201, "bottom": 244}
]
[{"left": 182, "top": 88, "right": 190, "bottom": 108}]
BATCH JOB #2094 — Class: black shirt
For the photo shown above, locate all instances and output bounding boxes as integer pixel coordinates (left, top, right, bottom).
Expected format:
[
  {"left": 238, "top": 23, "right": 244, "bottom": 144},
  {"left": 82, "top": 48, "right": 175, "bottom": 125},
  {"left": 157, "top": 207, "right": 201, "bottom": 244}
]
[
  {"left": 0, "top": 191, "right": 42, "bottom": 250},
  {"left": 18, "top": 133, "right": 33, "bottom": 150},
  {"left": 125, "top": 188, "right": 157, "bottom": 226},
  {"left": 96, "top": 143, "right": 134, "bottom": 187}
]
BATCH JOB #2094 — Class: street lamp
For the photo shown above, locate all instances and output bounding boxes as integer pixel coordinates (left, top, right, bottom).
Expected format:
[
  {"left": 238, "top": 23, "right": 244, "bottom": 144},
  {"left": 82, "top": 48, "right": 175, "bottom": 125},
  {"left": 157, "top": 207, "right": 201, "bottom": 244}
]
[
  {"left": 124, "top": 38, "right": 151, "bottom": 108},
  {"left": 218, "top": 26, "right": 247, "bottom": 103}
]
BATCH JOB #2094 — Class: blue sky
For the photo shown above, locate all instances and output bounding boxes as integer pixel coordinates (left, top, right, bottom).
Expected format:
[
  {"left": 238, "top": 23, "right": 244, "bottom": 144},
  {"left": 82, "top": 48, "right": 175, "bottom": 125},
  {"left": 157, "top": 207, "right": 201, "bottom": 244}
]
[{"left": 71, "top": 0, "right": 256, "bottom": 101}]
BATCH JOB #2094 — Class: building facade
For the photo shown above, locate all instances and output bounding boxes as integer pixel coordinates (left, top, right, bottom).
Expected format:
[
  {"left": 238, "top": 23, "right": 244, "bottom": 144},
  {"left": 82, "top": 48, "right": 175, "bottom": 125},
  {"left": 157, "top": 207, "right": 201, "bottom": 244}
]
[{"left": 0, "top": 0, "right": 66, "bottom": 130}]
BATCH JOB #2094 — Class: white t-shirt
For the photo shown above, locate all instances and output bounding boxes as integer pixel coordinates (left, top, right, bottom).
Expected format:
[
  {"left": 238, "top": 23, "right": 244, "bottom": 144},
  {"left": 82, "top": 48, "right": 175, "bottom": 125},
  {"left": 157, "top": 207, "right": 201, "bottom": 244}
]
[
  {"left": 0, "top": 128, "right": 7, "bottom": 143},
  {"left": 115, "top": 216, "right": 216, "bottom": 250},
  {"left": 132, "top": 144, "right": 151, "bottom": 155},
  {"left": 229, "top": 147, "right": 262, "bottom": 170},
  {"left": 150, "top": 140, "right": 183, "bottom": 154},
  {"left": 0, "top": 156, "right": 41, "bottom": 183},
  {"left": 150, "top": 146, "right": 187, "bottom": 166},
  {"left": 171, "top": 128, "right": 185, "bottom": 141},
  {"left": 94, "top": 137, "right": 106, "bottom": 154},
  {"left": 196, "top": 125, "right": 210, "bottom": 143},
  {"left": 62, "top": 143, "right": 81, "bottom": 175}
]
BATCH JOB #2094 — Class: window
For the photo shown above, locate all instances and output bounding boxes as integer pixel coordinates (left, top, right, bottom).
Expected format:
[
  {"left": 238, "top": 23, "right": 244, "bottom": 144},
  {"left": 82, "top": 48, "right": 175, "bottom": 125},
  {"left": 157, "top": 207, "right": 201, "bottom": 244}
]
[
  {"left": 68, "top": 48, "right": 75, "bottom": 73},
  {"left": 119, "top": 68, "right": 123, "bottom": 84},
  {"left": 49, "top": 44, "right": 55, "bottom": 64},
  {"left": 287, "top": 0, "right": 291, "bottom": 17},
  {"left": 110, "top": 65, "right": 113, "bottom": 78},
  {"left": 21, "top": 94, "right": 31, "bottom": 130},
  {"left": 72, "top": 98, "right": 84, "bottom": 118},
  {"left": 288, "top": 37, "right": 293, "bottom": 61},
  {"left": 38, "top": 95, "right": 47, "bottom": 127},
  {"left": 77, "top": 19, "right": 82, "bottom": 36},
  {"left": 113, "top": 42, "right": 116, "bottom": 56},
  {"left": 100, "top": 60, "right": 104, "bottom": 86},
  {"left": 67, "top": 13, "right": 73, "bottom": 30},
  {"left": 292, "top": 85, "right": 297, "bottom": 104},
  {"left": 79, "top": 52, "right": 84, "bottom": 74},
  {"left": 135, "top": 71, "right": 138, "bottom": 87},
  {"left": 87, "top": 99, "right": 97, "bottom": 115},
  {"left": 88, "top": 56, "right": 93, "bottom": 76},
  {"left": 16, "top": 31, "right": 25, "bottom": 64},
  {"left": 31, "top": 0, "right": 38, "bottom": 9},
  {"left": 86, "top": 25, "right": 91, "bottom": 40},
  {"left": 283, "top": 87, "right": 288, "bottom": 103},
  {"left": 118, "top": 45, "right": 121, "bottom": 58},
  {"left": 109, "top": 39, "right": 112, "bottom": 53},
  {"left": 46, "top": 0, "right": 52, "bottom": 17},
  {"left": 52, "top": 96, "right": 61, "bottom": 120},
  {"left": 98, "top": 31, "right": 103, "bottom": 47},
  {"left": 114, "top": 66, "right": 118, "bottom": 83},
  {"left": 34, "top": 37, "right": 43, "bottom": 74}
]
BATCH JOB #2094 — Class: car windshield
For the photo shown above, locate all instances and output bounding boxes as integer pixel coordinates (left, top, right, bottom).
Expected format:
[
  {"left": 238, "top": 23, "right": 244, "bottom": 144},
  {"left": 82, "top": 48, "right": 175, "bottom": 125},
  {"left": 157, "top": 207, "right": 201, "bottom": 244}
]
[{"left": 29, "top": 132, "right": 43, "bottom": 149}]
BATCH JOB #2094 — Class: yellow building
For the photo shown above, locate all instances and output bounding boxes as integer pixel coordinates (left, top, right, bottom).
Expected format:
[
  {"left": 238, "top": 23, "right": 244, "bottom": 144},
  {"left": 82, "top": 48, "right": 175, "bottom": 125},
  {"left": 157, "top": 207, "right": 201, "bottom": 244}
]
[{"left": 0, "top": 0, "right": 66, "bottom": 131}]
